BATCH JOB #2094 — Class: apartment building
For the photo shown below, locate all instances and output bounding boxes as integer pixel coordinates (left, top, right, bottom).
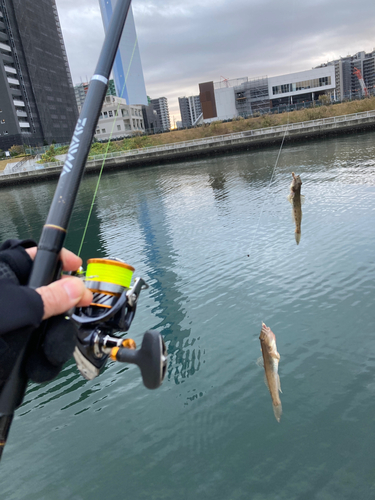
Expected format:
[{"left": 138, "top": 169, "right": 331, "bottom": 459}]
[
  {"left": 150, "top": 97, "right": 170, "bottom": 131},
  {"left": 0, "top": 0, "right": 78, "bottom": 149},
  {"left": 178, "top": 95, "right": 202, "bottom": 128}
]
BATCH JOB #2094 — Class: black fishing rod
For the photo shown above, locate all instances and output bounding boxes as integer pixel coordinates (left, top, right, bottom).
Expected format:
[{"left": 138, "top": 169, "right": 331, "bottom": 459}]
[{"left": 0, "top": 0, "right": 166, "bottom": 461}]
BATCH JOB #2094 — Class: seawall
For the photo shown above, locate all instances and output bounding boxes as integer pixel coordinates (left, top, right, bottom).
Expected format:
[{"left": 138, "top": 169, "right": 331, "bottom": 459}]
[{"left": 1, "top": 109, "right": 375, "bottom": 188}]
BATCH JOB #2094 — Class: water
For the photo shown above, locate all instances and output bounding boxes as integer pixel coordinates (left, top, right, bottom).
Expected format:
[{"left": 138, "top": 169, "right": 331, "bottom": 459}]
[{"left": 1, "top": 132, "right": 375, "bottom": 499}]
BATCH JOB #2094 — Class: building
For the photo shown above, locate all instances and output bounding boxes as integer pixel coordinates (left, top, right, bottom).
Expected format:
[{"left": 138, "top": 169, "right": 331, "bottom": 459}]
[
  {"left": 99, "top": 0, "right": 147, "bottom": 105},
  {"left": 318, "top": 49, "right": 375, "bottom": 100},
  {"left": 150, "top": 97, "right": 170, "bottom": 131},
  {"left": 199, "top": 66, "right": 335, "bottom": 122},
  {"left": 234, "top": 76, "right": 269, "bottom": 116},
  {"left": 178, "top": 95, "right": 202, "bottom": 128},
  {"left": 74, "top": 82, "right": 89, "bottom": 109},
  {"left": 107, "top": 78, "right": 116, "bottom": 96},
  {"left": 94, "top": 95, "right": 144, "bottom": 141},
  {"left": 268, "top": 66, "right": 335, "bottom": 107},
  {"left": 0, "top": 0, "right": 78, "bottom": 149},
  {"left": 142, "top": 104, "right": 162, "bottom": 134},
  {"left": 74, "top": 79, "right": 116, "bottom": 109}
]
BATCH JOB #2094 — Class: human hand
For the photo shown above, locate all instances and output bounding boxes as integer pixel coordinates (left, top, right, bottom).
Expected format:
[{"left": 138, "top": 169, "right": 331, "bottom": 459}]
[{"left": 26, "top": 247, "right": 92, "bottom": 320}]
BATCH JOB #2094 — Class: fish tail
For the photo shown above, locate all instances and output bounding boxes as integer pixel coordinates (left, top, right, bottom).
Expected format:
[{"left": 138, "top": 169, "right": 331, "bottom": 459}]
[
  {"left": 295, "top": 232, "right": 301, "bottom": 245},
  {"left": 273, "top": 403, "right": 282, "bottom": 423}
]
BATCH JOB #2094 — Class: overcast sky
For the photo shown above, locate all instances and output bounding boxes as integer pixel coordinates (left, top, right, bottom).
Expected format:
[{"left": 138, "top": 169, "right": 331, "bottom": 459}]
[{"left": 55, "top": 0, "right": 375, "bottom": 124}]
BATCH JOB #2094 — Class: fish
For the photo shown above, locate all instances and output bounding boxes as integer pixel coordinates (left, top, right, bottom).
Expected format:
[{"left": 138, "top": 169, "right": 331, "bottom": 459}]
[
  {"left": 287, "top": 172, "right": 303, "bottom": 244},
  {"left": 259, "top": 322, "right": 282, "bottom": 422}
]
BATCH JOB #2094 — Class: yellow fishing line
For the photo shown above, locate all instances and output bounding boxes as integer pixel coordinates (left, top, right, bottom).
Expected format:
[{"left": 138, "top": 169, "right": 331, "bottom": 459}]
[{"left": 86, "top": 258, "right": 135, "bottom": 288}]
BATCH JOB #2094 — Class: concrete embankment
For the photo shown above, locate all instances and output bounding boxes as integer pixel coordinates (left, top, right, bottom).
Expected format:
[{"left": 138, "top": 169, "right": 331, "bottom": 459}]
[{"left": 1, "top": 109, "right": 375, "bottom": 188}]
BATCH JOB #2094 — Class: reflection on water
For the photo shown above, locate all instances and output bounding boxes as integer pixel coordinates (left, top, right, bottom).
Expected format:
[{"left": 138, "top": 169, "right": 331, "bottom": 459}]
[{"left": 1, "top": 131, "right": 375, "bottom": 499}]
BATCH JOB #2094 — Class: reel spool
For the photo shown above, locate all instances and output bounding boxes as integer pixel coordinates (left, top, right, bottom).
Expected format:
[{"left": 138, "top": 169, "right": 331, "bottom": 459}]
[
  {"left": 71, "top": 258, "right": 167, "bottom": 389},
  {"left": 84, "top": 258, "right": 135, "bottom": 315}
]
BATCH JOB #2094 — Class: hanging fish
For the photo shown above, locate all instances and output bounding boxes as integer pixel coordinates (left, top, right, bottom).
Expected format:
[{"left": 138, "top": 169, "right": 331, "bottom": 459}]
[
  {"left": 259, "top": 322, "right": 282, "bottom": 422},
  {"left": 287, "top": 172, "right": 303, "bottom": 244}
]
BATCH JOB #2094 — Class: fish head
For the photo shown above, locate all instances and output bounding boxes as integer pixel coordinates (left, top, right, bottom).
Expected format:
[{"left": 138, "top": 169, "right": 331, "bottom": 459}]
[{"left": 290, "top": 172, "right": 302, "bottom": 193}]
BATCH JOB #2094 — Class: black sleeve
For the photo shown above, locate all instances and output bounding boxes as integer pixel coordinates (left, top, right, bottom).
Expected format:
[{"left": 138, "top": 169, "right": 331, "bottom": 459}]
[{"left": 0, "top": 280, "right": 44, "bottom": 387}]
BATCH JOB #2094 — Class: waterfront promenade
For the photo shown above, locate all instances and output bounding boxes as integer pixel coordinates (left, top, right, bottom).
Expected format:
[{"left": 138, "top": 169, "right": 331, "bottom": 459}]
[{"left": 1, "top": 109, "right": 375, "bottom": 187}]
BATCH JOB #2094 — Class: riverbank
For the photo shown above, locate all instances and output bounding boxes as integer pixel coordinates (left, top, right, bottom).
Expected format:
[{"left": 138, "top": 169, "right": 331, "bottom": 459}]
[{"left": 1, "top": 109, "right": 375, "bottom": 188}]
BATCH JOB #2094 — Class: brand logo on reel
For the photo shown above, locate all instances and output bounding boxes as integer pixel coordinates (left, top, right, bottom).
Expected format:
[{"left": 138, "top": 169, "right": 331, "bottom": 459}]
[{"left": 61, "top": 118, "right": 88, "bottom": 176}]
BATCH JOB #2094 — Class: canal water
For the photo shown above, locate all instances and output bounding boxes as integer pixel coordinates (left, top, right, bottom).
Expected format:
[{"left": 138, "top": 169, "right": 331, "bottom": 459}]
[{"left": 1, "top": 131, "right": 375, "bottom": 499}]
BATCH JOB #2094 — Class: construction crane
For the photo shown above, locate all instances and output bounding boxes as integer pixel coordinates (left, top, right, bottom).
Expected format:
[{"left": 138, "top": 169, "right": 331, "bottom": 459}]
[
  {"left": 353, "top": 67, "right": 369, "bottom": 97},
  {"left": 221, "top": 76, "right": 229, "bottom": 88}
]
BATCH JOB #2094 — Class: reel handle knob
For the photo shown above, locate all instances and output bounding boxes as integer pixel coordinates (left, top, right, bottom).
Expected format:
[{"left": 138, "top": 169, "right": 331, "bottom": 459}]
[{"left": 111, "top": 330, "right": 167, "bottom": 389}]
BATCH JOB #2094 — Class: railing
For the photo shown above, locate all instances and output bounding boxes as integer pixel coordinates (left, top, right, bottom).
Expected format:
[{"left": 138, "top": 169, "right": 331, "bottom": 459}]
[
  {"left": 11, "top": 155, "right": 35, "bottom": 172},
  {"left": 2, "top": 109, "right": 375, "bottom": 178}
]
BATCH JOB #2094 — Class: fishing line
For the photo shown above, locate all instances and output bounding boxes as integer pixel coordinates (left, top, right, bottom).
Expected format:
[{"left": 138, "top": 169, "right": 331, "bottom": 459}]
[
  {"left": 77, "top": 35, "right": 139, "bottom": 257},
  {"left": 246, "top": 103, "right": 291, "bottom": 258}
]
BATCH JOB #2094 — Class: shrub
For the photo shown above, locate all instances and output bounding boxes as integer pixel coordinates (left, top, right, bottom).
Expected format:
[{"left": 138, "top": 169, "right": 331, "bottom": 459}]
[
  {"left": 9, "top": 144, "right": 25, "bottom": 157},
  {"left": 40, "top": 145, "right": 57, "bottom": 163}
]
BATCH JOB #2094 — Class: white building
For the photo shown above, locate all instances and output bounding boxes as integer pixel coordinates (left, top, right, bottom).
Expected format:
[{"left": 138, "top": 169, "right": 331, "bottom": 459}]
[
  {"left": 268, "top": 66, "right": 336, "bottom": 104},
  {"left": 199, "top": 66, "right": 336, "bottom": 122},
  {"left": 99, "top": 0, "right": 148, "bottom": 106},
  {"left": 95, "top": 96, "right": 144, "bottom": 141}
]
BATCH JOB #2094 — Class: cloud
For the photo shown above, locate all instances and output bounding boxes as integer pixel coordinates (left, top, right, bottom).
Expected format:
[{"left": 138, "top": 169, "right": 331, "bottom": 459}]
[{"left": 55, "top": 0, "right": 375, "bottom": 120}]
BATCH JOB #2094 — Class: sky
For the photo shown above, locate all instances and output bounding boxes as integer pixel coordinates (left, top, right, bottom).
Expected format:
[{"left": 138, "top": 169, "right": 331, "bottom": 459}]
[{"left": 55, "top": 0, "right": 375, "bottom": 124}]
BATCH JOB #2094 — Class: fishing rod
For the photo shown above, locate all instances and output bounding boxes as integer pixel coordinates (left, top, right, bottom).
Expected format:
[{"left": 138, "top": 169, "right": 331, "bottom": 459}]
[{"left": 0, "top": 0, "right": 167, "bottom": 460}]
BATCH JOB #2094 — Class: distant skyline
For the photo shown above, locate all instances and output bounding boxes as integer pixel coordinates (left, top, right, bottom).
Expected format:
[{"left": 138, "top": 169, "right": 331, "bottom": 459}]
[{"left": 55, "top": 0, "right": 375, "bottom": 124}]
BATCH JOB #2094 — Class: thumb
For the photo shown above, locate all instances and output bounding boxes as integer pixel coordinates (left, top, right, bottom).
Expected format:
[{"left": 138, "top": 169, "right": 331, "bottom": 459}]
[{"left": 36, "top": 277, "right": 93, "bottom": 320}]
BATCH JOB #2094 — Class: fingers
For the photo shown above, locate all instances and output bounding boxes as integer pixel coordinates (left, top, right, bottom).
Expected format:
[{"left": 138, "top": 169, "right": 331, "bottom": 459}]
[
  {"left": 59, "top": 248, "right": 82, "bottom": 272},
  {"left": 36, "top": 277, "right": 93, "bottom": 320},
  {"left": 25, "top": 247, "right": 82, "bottom": 272}
]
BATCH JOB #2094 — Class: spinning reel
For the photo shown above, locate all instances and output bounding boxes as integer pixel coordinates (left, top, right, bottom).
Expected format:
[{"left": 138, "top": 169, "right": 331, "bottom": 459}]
[{"left": 71, "top": 258, "right": 167, "bottom": 389}]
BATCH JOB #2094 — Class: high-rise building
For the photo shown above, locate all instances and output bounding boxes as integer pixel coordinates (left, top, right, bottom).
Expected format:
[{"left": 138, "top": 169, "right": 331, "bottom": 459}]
[
  {"left": 0, "top": 0, "right": 78, "bottom": 149},
  {"left": 74, "top": 82, "right": 89, "bottom": 109},
  {"left": 178, "top": 96, "right": 202, "bottom": 128},
  {"left": 107, "top": 78, "right": 116, "bottom": 96},
  {"left": 318, "top": 49, "right": 375, "bottom": 100},
  {"left": 150, "top": 97, "right": 170, "bottom": 131},
  {"left": 99, "top": 0, "right": 147, "bottom": 106}
]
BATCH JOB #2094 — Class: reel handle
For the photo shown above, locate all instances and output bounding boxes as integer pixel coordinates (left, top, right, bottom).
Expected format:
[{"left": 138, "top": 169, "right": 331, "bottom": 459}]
[{"left": 111, "top": 330, "right": 167, "bottom": 389}]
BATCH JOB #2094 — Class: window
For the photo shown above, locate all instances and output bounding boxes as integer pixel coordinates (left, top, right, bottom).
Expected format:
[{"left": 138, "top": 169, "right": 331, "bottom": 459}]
[
  {"left": 103, "top": 112, "right": 108, "bottom": 118},
  {"left": 101, "top": 128, "right": 106, "bottom": 133},
  {"left": 96, "top": 129, "right": 100, "bottom": 134},
  {"left": 108, "top": 110, "right": 113, "bottom": 117},
  {"left": 117, "top": 125, "right": 121, "bottom": 130}
]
